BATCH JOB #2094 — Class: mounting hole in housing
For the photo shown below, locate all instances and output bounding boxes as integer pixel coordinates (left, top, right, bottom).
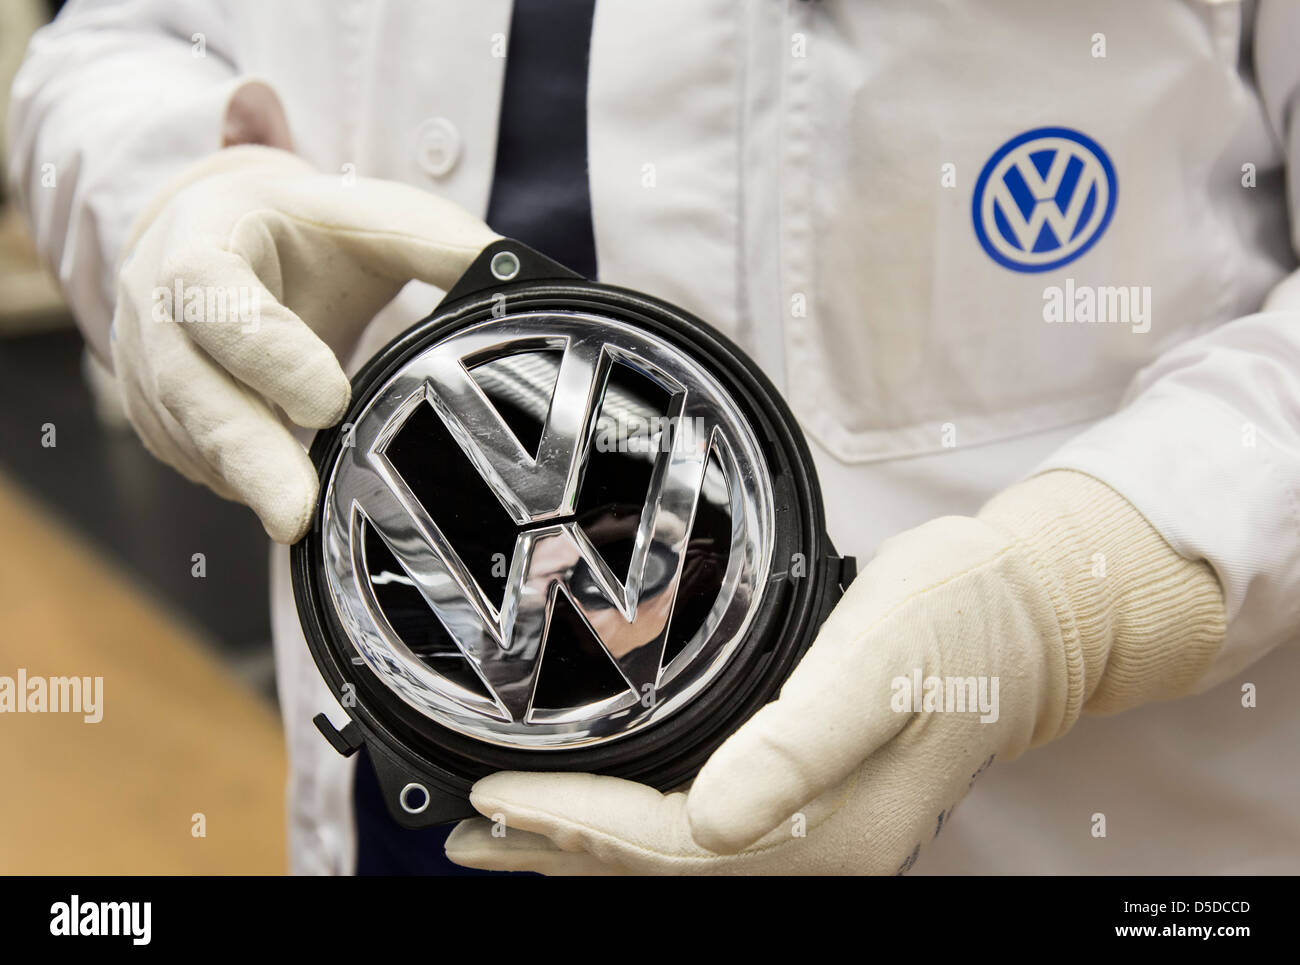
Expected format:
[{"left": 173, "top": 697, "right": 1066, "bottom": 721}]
[
  {"left": 490, "top": 250, "right": 520, "bottom": 281},
  {"left": 400, "top": 782, "right": 430, "bottom": 814}
]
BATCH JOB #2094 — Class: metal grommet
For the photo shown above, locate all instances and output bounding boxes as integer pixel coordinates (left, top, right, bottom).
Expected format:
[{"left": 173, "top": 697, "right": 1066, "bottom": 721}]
[
  {"left": 490, "top": 250, "right": 520, "bottom": 281},
  {"left": 399, "top": 782, "right": 430, "bottom": 814}
]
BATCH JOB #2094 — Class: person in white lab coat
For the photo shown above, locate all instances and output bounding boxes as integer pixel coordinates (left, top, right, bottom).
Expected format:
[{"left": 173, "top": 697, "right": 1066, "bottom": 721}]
[{"left": 9, "top": 0, "right": 1300, "bottom": 875}]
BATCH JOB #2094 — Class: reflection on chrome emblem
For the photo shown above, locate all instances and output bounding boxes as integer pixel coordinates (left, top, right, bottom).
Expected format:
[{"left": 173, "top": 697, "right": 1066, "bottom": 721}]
[{"left": 319, "top": 312, "right": 774, "bottom": 749}]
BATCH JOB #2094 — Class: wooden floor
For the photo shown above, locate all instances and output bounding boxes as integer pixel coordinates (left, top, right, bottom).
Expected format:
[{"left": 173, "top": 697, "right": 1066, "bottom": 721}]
[{"left": 0, "top": 472, "right": 286, "bottom": 874}]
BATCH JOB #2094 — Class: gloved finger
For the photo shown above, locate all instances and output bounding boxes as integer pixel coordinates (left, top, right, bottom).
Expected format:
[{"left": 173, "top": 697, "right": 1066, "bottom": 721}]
[
  {"left": 467, "top": 771, "right": 728, "bottom": 873},
  {"left": 150, "top": 330, "right": 321, "bottom": 543},
  {"left": 150, "top": 401, "right": 241, "bottom": 502},
  {"left": 111, "top": 323, "right": 235, "bottom": 497},
  {"left": 116, "top": 372, "right": 212, "bottom": 490},
  {"left": 444, "top": 818, "right": 628, "bottom": 876},
  {"left": 160, "top": 248, "right": 351, "bottom": 429}
]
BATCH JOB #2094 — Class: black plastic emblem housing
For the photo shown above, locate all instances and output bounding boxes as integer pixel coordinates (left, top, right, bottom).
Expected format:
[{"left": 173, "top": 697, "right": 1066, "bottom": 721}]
[{"left": 292, "top": 241, "right": 853, "bottom": 827}]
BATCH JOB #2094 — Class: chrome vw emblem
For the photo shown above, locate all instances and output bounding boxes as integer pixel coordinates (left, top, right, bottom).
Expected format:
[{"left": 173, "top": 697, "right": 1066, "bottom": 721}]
[
  {"left": 319, "top": 312, "right": 775, "bottom": 748},
  {"left": 972, "top": 126, "right": 1117, "bottom": 273}
]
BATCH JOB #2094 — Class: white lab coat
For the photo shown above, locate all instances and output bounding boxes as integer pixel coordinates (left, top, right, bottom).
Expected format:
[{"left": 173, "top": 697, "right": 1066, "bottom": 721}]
[{"left": 10, "top": 0, "right": 1300, "bottom": 874}]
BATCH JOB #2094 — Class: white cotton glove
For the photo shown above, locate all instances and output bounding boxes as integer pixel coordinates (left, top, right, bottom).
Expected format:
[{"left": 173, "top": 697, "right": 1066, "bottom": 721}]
[
  {"left": 445, "top": 470, "right": 1226, "bottom": 874},
  {"left": 110, "top": 145, "right": 498, "bottom": 542}
]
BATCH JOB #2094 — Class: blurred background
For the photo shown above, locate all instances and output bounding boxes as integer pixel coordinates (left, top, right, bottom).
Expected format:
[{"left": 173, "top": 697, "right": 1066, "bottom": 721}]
[{"left": 1, "top": 0, "right": 285, "bottom": 873}]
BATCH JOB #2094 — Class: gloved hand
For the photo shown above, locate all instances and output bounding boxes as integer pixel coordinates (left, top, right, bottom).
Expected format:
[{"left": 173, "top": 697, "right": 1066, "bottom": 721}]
[
  {"left": 111, "top": 145, "right": 498, "bottom": 542},
  {"left": 445, "top": 470, "right": 1226, "bottom": 874}
]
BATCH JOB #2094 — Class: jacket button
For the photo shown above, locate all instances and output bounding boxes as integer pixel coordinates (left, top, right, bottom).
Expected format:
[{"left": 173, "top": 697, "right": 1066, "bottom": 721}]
[{"left": 415, "top": 117, "right": 461, "bottom": 178}]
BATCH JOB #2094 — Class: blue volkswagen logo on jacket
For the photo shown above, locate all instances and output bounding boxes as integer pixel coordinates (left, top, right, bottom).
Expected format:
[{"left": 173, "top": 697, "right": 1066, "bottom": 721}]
[{"left": 972, "top": 127, "right": 1117, "bottom": 273}]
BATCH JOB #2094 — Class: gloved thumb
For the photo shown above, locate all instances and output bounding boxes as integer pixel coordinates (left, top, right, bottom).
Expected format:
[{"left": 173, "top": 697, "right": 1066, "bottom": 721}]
[
  {"left": 686, "top": 515, "right": 1009, "bottom": 854},
  {"left": 259, "top": 172, "right": 502, "bottom": 296},
  {"left": 684, "top": 604, "right": 915, "bottom": 855}
]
